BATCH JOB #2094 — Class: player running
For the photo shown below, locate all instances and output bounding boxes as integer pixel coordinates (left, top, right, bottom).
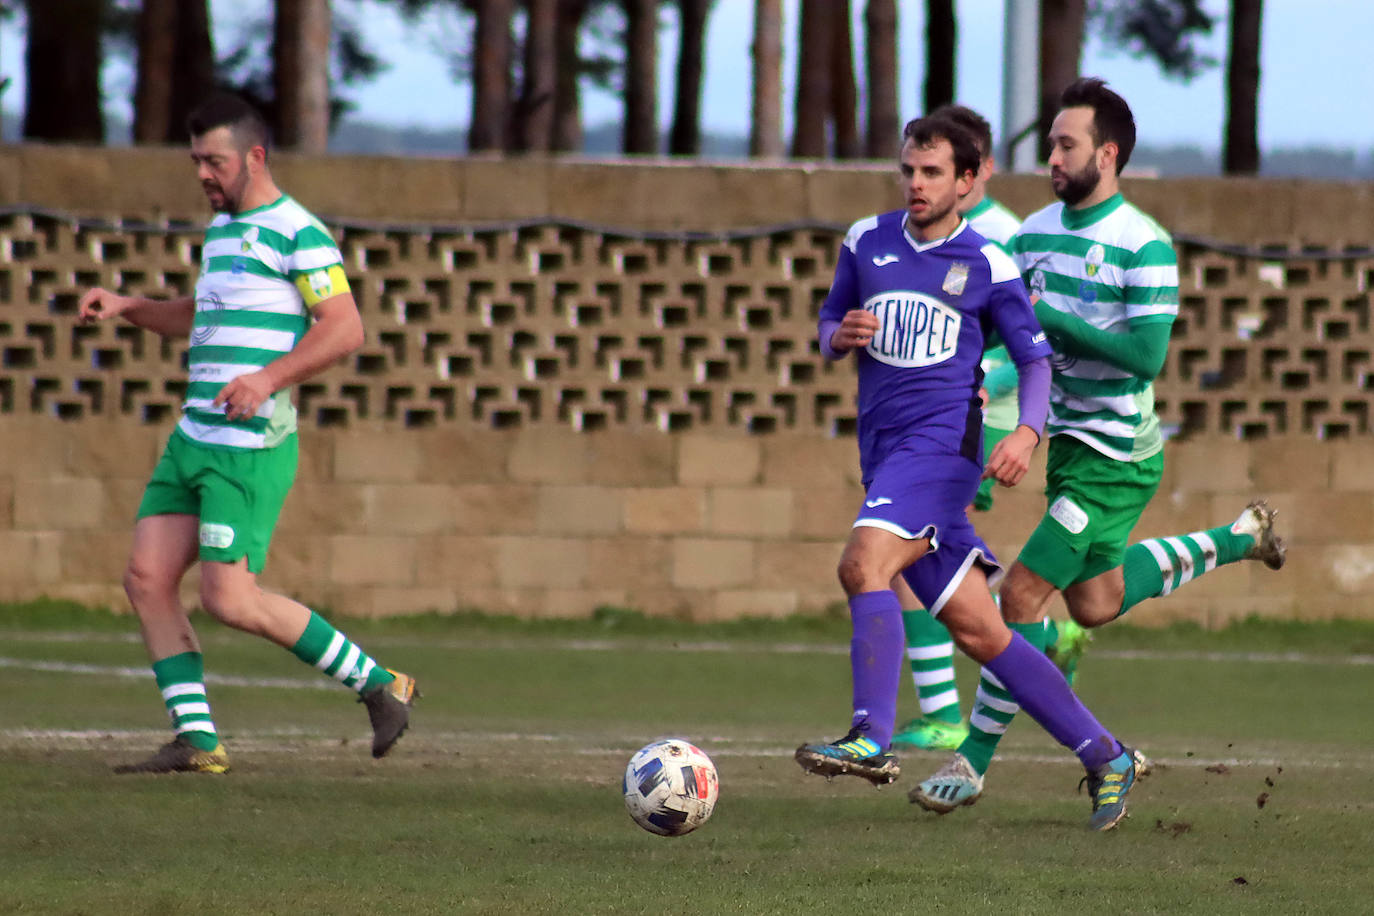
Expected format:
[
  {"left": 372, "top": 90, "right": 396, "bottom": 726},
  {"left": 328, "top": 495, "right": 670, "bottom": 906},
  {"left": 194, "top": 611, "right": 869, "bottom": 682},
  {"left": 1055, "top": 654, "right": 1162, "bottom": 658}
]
[
  {"left": 793, "top": 114, "right": 1142, "bottom": 831},
  {"left": 912, "top": 78, "right": 1285, "bottom": 815},
  {"left": 890, "top": 104, "right": 1089, "bottom": 753}
]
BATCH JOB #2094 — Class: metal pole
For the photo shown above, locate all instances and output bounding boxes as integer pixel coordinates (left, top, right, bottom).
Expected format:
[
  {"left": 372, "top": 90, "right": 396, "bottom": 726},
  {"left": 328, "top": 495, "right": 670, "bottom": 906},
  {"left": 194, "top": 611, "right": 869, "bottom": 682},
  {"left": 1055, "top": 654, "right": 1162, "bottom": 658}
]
[{"left": 1002, "top": 0, "right": 1040, "bottom": 172}]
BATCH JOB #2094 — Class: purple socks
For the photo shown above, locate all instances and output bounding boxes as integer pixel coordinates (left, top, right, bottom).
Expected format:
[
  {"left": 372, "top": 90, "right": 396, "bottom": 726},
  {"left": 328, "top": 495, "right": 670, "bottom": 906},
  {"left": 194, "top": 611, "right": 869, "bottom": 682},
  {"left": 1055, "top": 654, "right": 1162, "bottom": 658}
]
[
  {"left": 847, "top": 590, "right": 906, "bottom": 749},
  {"left": 985, "top": 631, "right": 1123, "bottom": 770}
]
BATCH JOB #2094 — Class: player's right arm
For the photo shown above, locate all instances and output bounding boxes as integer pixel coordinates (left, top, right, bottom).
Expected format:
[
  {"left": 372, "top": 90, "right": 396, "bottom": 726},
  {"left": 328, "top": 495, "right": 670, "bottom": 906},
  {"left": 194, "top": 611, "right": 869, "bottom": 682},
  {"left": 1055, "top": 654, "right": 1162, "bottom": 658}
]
[
  {"left": 818, "top": 218, "right": 880, "bottom": 359},
  {"left": 77, "top": 288, "right": 195, "bottom": 338}
]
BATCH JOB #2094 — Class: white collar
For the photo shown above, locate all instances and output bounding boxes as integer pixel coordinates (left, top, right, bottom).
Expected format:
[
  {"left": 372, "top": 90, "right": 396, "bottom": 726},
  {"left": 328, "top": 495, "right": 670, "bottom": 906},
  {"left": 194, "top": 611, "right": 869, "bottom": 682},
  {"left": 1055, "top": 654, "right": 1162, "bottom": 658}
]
[{"left": 903, "top": 217, "right": 968, "bottom": 253}]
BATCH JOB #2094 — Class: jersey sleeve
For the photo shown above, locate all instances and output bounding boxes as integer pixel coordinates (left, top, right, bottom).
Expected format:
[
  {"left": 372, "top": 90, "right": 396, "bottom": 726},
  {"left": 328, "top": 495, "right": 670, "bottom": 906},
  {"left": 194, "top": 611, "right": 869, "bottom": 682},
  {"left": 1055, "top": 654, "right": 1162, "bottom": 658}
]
[
  {"left": 1123, "top": 238, "right": 1178, "bottom": 324},
  {"left": 983, "top": 243, "right": 1051, "bottom": 366},
  {"left": 820, "top": 216, "right": 877, "bottom": 325},
  {"left": 287, "top": 222, "right": 351, "bottom": 308}
]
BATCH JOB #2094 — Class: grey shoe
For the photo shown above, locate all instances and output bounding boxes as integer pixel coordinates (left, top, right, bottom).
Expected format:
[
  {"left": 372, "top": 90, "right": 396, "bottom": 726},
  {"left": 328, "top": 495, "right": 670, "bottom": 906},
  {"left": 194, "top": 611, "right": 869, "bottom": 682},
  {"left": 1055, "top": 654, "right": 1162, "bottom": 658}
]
[
  {"left": 360, "top": 670, "right": 418, "bottom": 758},
  {"left": 909, "top": 752, "right": 984, "bottom": 812},
  {"left": 1235, "top": 499, "right": 1287, "bottom": 570}
]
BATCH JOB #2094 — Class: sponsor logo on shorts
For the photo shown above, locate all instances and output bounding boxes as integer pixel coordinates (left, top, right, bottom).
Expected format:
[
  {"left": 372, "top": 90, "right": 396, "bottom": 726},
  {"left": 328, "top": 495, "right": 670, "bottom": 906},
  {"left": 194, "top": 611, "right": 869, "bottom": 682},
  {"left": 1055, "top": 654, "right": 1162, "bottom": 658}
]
[
  {"left": 199, "top": 522, "right": 235, "bottom": 549},
  {"left": 1049, "top": 496, "right": 1089, "bottom": 535},
  {"left": 864, "top": 497, "right": 893, "bottom": 508}
]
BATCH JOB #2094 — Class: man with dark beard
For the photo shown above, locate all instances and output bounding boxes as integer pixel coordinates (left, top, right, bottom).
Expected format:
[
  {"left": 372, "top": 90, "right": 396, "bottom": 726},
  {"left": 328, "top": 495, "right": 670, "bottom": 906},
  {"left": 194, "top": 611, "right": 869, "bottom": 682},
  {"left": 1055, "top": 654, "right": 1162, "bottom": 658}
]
[
  {"left": 793, "top": 115, "right": 1158, "bottom": 832},
  {"left": 78, "top": 93, "right": 418, "bottom": 774},
  {"left": 911, "top": 78, "right": 1287, "bottom": 817}
]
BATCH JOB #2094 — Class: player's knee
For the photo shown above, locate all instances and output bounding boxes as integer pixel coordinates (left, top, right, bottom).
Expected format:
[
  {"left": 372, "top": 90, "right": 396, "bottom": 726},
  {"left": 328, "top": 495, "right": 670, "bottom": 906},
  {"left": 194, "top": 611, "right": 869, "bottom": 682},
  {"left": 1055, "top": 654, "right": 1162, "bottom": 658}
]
[
  {"left": 836, "top": 554, "right": 873, "bottom": 595},
  {"left": 199, "top": 579, "right": 263, "bottom": 634},
  {"left": 123, "top": 560, "right": 173, "bottom": 609},
  {"left": 1066, "top": 602, "right": 1114, "bottom": 629}
]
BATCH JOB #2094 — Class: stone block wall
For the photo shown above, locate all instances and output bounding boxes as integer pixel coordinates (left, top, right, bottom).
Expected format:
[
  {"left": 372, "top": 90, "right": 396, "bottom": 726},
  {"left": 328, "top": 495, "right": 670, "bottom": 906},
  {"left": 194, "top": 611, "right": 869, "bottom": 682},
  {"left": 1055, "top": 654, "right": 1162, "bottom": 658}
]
[{"left": 0, "top": 412, "right": 1362, "bottom": 625}]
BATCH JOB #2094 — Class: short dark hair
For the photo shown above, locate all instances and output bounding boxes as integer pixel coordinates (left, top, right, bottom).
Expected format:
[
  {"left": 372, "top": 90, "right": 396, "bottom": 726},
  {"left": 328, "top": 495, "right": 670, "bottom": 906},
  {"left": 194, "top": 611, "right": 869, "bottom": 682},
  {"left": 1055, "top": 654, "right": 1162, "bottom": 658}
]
[
  {"left": 1059, "top": 77, "right": 1135, "bottom": 173},
  {"left": 186, "top": 93, "right": 271, "bottom": 156},
  {"left": 929, "top": 104, "right": 993, "bottom": 161},
  {"left": 901, "top": 116, "right": 981, "bottom": 179}
]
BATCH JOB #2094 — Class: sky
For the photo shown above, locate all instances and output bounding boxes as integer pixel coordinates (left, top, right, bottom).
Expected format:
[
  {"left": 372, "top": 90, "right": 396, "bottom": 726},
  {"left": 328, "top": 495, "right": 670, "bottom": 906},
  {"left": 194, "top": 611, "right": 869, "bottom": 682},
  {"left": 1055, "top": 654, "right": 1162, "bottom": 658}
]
[{"left": 1, "top": 0, "right": 1372, "bottom": 155}]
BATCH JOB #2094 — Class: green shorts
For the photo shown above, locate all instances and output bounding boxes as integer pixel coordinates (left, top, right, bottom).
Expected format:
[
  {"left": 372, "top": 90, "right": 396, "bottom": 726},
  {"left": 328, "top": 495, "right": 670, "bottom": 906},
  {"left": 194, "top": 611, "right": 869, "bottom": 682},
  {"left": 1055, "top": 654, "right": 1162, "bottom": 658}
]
[
  {"left": 972, "top": 425, "right": 1013, "bottom": 512},
  {"left": 136, "top": 429, "right": 298, "bottom": 573},
  {"left": 1016, "top": 434, "right": 1163, "bottom": 588}
]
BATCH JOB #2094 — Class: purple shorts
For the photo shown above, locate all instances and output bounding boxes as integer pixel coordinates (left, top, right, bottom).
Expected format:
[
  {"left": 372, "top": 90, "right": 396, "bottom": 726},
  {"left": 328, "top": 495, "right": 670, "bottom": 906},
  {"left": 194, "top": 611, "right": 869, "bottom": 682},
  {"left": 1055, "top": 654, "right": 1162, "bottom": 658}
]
[{"left": 854, "top": 438, "right": 1003, "bottom": 615}]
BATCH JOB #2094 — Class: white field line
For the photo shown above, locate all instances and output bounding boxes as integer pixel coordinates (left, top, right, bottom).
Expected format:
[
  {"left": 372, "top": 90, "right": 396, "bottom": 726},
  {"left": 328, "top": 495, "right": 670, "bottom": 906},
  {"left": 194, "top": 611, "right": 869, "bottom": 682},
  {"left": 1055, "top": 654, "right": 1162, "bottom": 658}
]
[
  {"left": 3, "top": 630, "right": 1373, "bottom": 666},
  {"left": 2, "top": 727, "right": 1368, "bottom": 771},
  {"left": 0, "top": 656, "right": 336, "bottom": 690}
]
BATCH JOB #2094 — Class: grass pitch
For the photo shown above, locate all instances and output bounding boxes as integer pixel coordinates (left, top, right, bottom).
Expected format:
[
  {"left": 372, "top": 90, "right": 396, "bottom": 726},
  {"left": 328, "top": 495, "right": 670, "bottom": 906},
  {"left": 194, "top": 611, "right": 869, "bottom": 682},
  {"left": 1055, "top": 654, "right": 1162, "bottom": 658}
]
[{"left": 1, "top": 605, "right": 1372, "bottom": 915}]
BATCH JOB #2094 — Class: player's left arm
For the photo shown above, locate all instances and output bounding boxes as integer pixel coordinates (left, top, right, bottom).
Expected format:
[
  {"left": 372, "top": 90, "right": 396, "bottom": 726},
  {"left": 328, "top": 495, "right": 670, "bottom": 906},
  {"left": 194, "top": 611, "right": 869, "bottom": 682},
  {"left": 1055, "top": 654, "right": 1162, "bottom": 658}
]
[
  {"left": 215, "top": 293, "right": 365, "bottom": 421},
  {"left": 1032, "top": 237, "right": 1178, "bottom": 380},
  {"left": 214, "top": 252, "right": 365, "bottom": 421},
  {"left": 1033, "top": 308, "right": 1173, "bottom": 379}
]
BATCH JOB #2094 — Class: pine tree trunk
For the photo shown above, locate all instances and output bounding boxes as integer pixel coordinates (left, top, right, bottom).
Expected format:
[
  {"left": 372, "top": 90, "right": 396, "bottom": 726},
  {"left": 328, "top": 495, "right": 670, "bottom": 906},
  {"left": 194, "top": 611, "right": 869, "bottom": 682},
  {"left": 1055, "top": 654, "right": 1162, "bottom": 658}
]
[
  {"left": 1223, "top": 0, "right": 1263, "bottom": 174},
  {"left": 623, "top": 0, "right": 658, "bottom": 154},
  {"left": 792, "top": 0, "right": 832, "bottom": 158},
  {"left": 274, "top": 0, "right": 332, "bottom": 152},
  {"left": 23, "top": 0, "right": 104, "bottom": 142},
  {"left": 864, "top": 0, "right": 899, "bottom": 158},
  {"left": 134, "top": 0, "right": 178, "bottom": 145},
  {"left": 514, "top": 0, "right": 558, "bottom": 151},
  {"left": 471, "top": 0, "right": 515, "bottom": 152},
  {"left": 831, "top": 1, "right": 860, "bottom": 159},
  {"left": 749, "top": 0, "right": 784, "bottom": 158},
  {"left": 552, "top": 0, "right": 589, "bottom": 152},
  {"left": 168, "top": 2, "right": 216, "bottom": 143},
  {"left": 923, "top": 0, "right": 955, "bottom": 112},
  {"left": 1037, "top": 0, "right": 1085, "bottom": 161},
  {"left": 668, "top": 0, "right": 710, "bottom": 155}
]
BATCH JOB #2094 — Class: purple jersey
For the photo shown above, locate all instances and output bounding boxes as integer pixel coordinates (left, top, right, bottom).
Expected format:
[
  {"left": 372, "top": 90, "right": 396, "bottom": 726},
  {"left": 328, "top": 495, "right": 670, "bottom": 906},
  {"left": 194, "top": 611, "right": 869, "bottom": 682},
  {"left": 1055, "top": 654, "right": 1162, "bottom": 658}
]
[{"left": 819, "top": 211, "right": 1050, "bottom": 467}]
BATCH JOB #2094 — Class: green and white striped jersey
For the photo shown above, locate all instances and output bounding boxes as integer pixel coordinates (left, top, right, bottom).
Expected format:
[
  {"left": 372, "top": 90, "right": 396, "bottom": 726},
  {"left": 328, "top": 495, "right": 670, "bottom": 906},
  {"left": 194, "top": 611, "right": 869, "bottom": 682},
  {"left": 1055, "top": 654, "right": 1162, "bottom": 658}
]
[
  {"left": 966, "top": 196, "right": 1021, "bottom": 253},
  {"left": 182, "top": 195, "right": 350, "bottom": 450},
  {"left": 1011, "top": 193, "right": 1178, "bottom": 462},
  {"left": 967, "top": 196, "right": 1023, "bottom": 431}
]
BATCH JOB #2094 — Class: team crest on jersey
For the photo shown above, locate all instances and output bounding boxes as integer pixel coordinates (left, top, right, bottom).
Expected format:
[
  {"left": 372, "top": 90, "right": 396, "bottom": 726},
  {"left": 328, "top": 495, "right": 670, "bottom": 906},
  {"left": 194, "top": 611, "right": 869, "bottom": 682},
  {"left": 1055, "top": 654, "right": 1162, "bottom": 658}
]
[
  {"left": 941, "top": 263, "right": 970, "bottom": 296},
  {"left": 862, "top": 291, "right": 962, "bottom": 368},
  {"left": 1028, "top": 269, "right": 1047, "bottom": 297},
  {"left": 1084, "top": 243, "right": 1106, "bottom": 277},
  {"left": 240, "top": 226, "right": 260, "bottom": 253}
]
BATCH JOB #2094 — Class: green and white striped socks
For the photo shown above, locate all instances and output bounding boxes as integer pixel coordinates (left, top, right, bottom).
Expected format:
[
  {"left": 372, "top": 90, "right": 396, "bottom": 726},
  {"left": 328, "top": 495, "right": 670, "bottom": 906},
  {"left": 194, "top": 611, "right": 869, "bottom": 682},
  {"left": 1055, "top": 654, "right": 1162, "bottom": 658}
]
[
  {"left": 290, "top": 611, "right": 395, "bottom": 694},
  {"left": 1119, "top": 520, "right": 1257, "bottom": 617},
  {"left": 900, "top": 610, "right": 962, "bottom": 724},
  {"left": 153, "top": 651, "right": 219, "bottom": 751},
  {"left": 958, "top": 620, "right": 1052, "bottom": 774}
]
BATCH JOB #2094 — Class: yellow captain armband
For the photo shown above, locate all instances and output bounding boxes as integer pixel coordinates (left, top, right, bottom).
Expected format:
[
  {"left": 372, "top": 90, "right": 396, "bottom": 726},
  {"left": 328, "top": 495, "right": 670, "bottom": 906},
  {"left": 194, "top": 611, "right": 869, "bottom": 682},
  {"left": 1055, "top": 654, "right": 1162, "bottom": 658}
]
[{"left": 293, "top": 264, "right": 351, "bottom": 306}]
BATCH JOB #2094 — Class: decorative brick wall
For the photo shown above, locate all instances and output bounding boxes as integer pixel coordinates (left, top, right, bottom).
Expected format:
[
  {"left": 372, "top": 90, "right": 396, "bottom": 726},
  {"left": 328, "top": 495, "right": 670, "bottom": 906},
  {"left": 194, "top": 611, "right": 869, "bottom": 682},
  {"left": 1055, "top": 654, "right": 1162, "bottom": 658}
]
[{"left": 1, "top": 150, "right": 1370, "bottom": 623}]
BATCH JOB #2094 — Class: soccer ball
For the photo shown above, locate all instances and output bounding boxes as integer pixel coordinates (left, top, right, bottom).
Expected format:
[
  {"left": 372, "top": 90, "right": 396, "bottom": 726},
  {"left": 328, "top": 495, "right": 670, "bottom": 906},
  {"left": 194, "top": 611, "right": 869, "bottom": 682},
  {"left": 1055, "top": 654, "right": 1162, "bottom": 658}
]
[{"left": 622, "top": 738, "right": 719, "bottom": 837}]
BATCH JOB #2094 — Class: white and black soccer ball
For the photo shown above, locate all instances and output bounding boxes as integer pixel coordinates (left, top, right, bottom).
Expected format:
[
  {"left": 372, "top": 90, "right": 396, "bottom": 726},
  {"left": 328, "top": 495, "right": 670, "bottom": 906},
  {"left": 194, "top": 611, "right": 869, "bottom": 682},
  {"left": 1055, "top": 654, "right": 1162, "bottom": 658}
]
[{"left": 622, "top": 738, "right": 719, "bottom": 837}]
